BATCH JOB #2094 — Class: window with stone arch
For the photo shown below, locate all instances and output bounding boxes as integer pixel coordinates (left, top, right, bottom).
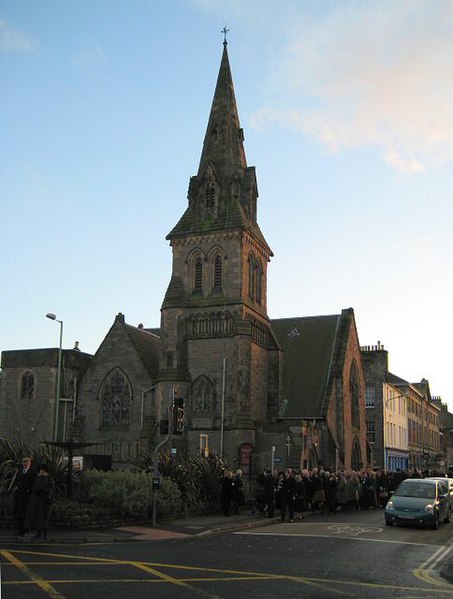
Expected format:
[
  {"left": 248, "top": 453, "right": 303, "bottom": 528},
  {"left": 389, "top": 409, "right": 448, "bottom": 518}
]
[
  {"left": 100, "top": 368, "right": 132, "bottom": 428},
  {"left": 191, "top": 375, "right": 214, "bottom": 413},
  {"left": 213, "top": 254, "right": 223, "bottom": 291},
  {"left": 205, "top": 181, "right": 216, "bottom": 209},
  {"left": 256, "top": 258, "right": 263, "bottom": 305},
  {"left": 350, "top": 361, "right": 360, "bottom": 428},
  {"left": 194, "top": 257, "right": 203, "bottom": 294},
  {"left": 20, "top": 370, "right": 35, "bottom": 400},
  {"left": 248, "top": 253, "right": 256, "bottom": 301}
]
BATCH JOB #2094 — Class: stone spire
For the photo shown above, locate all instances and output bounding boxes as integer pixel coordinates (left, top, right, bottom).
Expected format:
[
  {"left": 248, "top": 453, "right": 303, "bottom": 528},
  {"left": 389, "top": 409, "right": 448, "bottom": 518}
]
[
  {"left": 166, "top": 40, "right": 271, "bottom": 255},
  {"left": 197, "top": 39, "right": 247, "bottom": 182}
]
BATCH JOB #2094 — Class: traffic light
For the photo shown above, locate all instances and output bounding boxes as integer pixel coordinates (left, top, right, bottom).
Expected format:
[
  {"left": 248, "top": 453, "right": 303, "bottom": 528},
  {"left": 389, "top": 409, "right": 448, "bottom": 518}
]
[{"left": 172, "top": 392, "right": 184, "bottom": 434}]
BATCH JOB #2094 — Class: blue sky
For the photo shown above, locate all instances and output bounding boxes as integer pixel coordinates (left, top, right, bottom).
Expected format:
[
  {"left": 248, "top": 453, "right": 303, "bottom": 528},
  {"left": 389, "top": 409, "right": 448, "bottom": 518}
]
[{"left": 1, "top": 1, "right": 452, "bottom": 411}]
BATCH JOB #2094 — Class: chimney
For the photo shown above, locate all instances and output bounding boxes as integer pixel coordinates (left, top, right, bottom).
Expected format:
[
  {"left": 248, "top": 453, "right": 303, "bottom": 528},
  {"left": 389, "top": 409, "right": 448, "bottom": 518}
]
[{"left": 73, "top": 341, "right": 80, "bottom": 351}]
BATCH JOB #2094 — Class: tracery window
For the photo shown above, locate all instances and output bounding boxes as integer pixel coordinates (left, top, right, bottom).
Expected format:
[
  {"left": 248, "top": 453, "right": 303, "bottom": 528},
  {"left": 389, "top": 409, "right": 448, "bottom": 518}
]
[
  {"left": 20, "top": 370, "right": 35, "bottom": 400},
  {"left": 192, "top": 376, "right": 214, "bottom": 413},
  {"left": 100, "top": 369, "right": 131, "bottom": 427}
]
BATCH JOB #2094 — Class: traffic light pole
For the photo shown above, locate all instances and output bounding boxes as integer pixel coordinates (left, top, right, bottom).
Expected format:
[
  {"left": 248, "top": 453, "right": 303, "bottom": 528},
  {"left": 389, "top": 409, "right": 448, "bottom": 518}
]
[{"left": 151, "top": 402, "right": 173, "bottom": 527}]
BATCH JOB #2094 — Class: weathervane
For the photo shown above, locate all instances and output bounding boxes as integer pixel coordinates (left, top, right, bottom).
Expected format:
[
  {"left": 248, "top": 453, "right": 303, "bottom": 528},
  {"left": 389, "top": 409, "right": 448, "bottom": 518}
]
[{"left": 222, "top": 25, "right": 229, "bottom": 45}]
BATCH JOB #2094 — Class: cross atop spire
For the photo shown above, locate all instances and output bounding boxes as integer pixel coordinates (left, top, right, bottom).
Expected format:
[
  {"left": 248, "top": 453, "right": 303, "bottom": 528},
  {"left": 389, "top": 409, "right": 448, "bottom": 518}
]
[{"left": 221, "top": 25, "right": 229, "bottom": 45}]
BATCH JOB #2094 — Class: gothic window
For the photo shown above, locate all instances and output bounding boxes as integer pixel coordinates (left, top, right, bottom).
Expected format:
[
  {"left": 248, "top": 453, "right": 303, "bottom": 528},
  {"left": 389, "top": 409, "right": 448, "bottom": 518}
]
[
  {"left": 100, "top": 368, "right": 131, "bottom": 428},
  {"left": 248, "top": 253, "right": 255, "bottom": 301},
  {"left": 194, "top": 257, "right": 203, "bottom": 293},
  {"left": 20, "top": 370, "right": 35, "bottom": 400},
  {"left": 192, "top": 376, "right": 214, "bottom": 413},
  {"left": 350, "top": 361, "right": 360, "bottom": 428},
  {"left": 256, "top": 259, "right": 263, "bottom": 305},
  {"left": 351, "top": 438, "right": 362, "bottom": 471},
  {"left": 205, "top": 182, "right": 215, "bottom": 208},
  {"left": 214, "top": 255, "right": 223, "bottom": 291}
]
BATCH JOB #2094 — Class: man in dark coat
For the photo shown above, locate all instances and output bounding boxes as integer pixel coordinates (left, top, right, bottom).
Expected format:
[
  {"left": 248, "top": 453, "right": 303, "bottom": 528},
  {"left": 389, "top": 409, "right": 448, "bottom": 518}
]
[
  {"left": 279, "top": 468, "right": 297, "bottom": 522},
  {"left": 13, "top": 456, "right": 36, "bottom": 535},
  {"left": 25, "top": 464, "right": 55, "bottom": 538}
]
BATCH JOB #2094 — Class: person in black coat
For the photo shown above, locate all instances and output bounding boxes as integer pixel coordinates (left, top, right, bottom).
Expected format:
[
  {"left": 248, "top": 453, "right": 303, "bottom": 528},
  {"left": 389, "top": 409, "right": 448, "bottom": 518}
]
[
  {"left": 279, "top": 468, "right": 297, "bottom": 522},
  {"left": 13, "top": 456, "right": 36, "bottom": 535},
  {"left": 221, "top": 469, "right": 234, "bottom": 516},
  {"left": 25, "top": 464, "right": 55, "bottom": 539}
]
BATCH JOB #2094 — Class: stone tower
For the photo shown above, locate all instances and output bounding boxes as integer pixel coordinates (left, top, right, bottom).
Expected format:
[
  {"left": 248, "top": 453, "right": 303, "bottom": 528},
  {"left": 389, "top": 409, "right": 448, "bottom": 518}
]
[{"left": 159, "top": 40, "right": 281, "bottom": 462}]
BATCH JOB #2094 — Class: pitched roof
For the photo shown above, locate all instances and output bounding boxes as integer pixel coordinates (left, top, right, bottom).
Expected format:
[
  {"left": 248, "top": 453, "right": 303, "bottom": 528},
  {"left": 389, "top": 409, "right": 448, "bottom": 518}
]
[
  {"left": 271, "top": 314, "right": 341, "bottom": 418},
  {"left": 122, "top": 323, "right": 160, "bottom": 378}
]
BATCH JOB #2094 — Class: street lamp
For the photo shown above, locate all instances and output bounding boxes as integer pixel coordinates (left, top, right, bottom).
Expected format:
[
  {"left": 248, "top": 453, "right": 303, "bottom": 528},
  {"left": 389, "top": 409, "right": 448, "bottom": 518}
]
[{"left": 46, "top": 313, "right": 63, "bottom": 441}]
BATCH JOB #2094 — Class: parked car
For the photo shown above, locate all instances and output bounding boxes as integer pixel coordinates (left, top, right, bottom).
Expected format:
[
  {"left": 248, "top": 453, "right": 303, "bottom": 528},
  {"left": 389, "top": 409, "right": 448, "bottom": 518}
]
[
  {"left": 425, "top": 477, "right": 453, "bottom": 510},
  {"left": 385, "top": 478, "right": 451, "bottom": 529}
]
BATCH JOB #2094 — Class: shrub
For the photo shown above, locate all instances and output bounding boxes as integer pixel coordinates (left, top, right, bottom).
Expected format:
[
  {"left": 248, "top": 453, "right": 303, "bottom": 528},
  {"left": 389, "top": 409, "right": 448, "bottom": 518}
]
[{"left": 79, "top": 469, "right": 183, "bottom": 518}]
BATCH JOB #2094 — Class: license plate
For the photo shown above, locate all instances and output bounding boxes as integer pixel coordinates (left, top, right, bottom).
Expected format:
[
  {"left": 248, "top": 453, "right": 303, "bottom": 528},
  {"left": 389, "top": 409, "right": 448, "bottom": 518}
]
[{"left": 399, "top": 514, "right": 415, "bottom": 520}]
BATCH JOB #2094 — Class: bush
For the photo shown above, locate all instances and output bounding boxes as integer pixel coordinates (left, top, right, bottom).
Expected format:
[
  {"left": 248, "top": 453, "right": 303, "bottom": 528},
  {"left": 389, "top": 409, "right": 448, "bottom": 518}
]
[{"left": 79, "top": 469, "right": 183, "bottom": 519}]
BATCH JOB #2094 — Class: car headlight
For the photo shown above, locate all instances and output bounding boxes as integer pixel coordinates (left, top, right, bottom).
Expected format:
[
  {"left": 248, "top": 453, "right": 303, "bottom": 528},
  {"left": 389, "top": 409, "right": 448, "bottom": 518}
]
[
  {"left": 424, "top": 503, "right": 434, "bottom": 513},
  {"left": 386, "top": 501, "right": 394, "bottom": 510}
]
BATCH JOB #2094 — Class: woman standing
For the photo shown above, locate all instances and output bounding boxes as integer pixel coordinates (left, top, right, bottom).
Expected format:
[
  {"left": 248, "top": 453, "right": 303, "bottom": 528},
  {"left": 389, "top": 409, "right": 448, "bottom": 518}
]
[{"left": 25, "top": 464, "right": 55, "bottom": 539}]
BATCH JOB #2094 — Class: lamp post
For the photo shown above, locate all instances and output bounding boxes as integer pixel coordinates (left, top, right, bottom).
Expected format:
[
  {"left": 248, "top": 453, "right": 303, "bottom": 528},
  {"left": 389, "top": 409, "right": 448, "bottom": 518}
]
[{"left": 46, "top": 313, "right": 63, "bottom": 442}]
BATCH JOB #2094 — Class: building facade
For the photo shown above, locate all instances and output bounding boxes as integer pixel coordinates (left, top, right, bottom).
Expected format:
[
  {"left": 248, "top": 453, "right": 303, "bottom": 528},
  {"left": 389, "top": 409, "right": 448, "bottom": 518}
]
[{"left": 1, "top": 42, "right": 370, "bottom": 474}]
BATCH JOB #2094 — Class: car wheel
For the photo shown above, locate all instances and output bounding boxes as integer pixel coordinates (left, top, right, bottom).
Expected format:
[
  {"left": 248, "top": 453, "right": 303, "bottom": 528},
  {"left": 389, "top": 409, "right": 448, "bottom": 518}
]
[
  {"left": 385, "top": 520, "right": 393, "bottom": 526},
  {"left": 444, "top": 508, "right": 451, "bottom": 524},
  {"left": 431, "top": 513, "right": 439, "bottom": 530}
]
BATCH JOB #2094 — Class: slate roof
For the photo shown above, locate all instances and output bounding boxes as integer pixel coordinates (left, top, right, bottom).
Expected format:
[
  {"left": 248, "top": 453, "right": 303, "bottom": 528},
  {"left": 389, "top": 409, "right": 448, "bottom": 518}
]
[
  {"left": 271, "top": 314, "right": 342, "bottom": 419},
  {"left": 123, "top": 324, "right": 160, "bottom": 378}
]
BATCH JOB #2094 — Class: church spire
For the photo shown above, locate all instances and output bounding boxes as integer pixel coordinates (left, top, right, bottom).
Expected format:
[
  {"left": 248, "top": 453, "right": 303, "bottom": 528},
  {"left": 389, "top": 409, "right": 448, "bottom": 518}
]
[{"left": 197, "top": 37, "right": 247, "bottom": 181}]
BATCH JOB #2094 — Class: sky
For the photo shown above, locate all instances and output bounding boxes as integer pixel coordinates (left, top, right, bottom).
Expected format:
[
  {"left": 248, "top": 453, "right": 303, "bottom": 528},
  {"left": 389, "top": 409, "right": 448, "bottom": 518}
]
[{"left": 1, "top": 0, "right": 452, "bottom": 411}]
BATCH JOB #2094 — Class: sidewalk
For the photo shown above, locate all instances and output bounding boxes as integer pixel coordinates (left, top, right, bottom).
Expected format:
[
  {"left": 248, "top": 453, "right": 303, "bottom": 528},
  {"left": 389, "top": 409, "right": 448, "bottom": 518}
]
[{"left": 0, "top": 511, "right": 272, "bottom": 545}]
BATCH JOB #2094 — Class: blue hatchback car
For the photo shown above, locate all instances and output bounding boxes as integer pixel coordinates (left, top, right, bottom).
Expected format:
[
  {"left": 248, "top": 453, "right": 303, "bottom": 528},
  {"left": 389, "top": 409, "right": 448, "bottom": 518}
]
[{"left": 385, "top": 478, "right": 451, "bottom": 529}]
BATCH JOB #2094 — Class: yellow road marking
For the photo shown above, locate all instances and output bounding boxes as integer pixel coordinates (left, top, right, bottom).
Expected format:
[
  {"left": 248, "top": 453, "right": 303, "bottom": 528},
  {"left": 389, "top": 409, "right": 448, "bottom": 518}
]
[
  {"left": 0, "top": 550, "right": 66, "bottom": 599},
  {"left": 4, "top": 548, "right": 453, "bottom": 596}
]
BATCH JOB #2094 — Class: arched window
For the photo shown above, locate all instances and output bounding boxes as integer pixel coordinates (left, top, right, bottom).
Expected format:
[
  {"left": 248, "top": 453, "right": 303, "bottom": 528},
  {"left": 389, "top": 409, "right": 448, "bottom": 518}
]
[
  {"left": 100, "top": 369, "right": 131, "bottom": 427},
  {"left": 350, "top": 361, "right": 360, "bottom": 428},
  {"left": 194, "top": 257, "right": 203, "bottom": 293},
  {"left": 248, "top": 253, "right": 255, "bottom": 301},
  {"left": 20, "top": 370, "right": 35, "bottom": 400},
  {"left": 192, "top": 375, "right": 214, "bottom": 413},
  {"left": 205, "top": 182, "right": 215, "bottom": 208},
  {"left": 351, "top": 438, "right": 362, "bottom": 471},
  {"left": 256, "top": 259, "right": 263, "bottom": 305},
  {"left": 214, "top": 255, "right": 223, "bottom": 291}
]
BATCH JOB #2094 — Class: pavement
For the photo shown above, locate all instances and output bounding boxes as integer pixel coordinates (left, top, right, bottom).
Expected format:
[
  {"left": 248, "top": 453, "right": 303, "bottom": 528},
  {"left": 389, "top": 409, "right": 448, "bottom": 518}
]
[
  {"left": 1, "top": 511, "right": 452, "bottom": 585},
  {"left": 0, "top": 511, "right": 271, "bottom": 545}
]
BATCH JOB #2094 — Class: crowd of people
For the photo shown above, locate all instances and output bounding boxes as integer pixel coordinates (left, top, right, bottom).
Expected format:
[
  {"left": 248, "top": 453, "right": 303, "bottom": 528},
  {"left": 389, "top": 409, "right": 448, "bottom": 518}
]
[
  {"left": 221, "top": 466, "right": 447, "bottom": 522},
  {"left": 10, "top": 456, "right": 55, "bottom": 538}
]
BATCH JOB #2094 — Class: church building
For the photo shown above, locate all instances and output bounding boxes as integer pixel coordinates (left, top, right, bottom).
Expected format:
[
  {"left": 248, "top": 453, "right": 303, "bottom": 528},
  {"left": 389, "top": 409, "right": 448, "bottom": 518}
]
[{"left": 0, "top": 41, "right": 368, "bottom": 475}]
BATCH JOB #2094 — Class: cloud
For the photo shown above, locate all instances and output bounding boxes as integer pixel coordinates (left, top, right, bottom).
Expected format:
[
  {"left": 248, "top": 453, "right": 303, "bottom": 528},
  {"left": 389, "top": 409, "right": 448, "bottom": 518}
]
[
  {"left": 0, "top": 19, "right": 39, "bottom": 53},
  {"left": 72, "top": 44, "right": 107, "bottom": 67},
  {"left": 251, "top": 0, "right": 453, "bottom": 173}
]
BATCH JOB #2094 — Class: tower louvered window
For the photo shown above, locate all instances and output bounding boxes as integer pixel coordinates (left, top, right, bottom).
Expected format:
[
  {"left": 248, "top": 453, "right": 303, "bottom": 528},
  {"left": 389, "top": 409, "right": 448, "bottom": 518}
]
[
  {"left": 194, "top": 257, "right": 203, "bottom": 293},
  {"left": 256, "top": 259, "right": 263, "bottom": 305},
  {"left": 214, "top": 255, "right": 222, "bottom": 290},
  {"left": 248, "top": 254, "right": 255, "bottom": 301},
  {"left": 205, "top": 184, "right": 215, "bottom": 208}
]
